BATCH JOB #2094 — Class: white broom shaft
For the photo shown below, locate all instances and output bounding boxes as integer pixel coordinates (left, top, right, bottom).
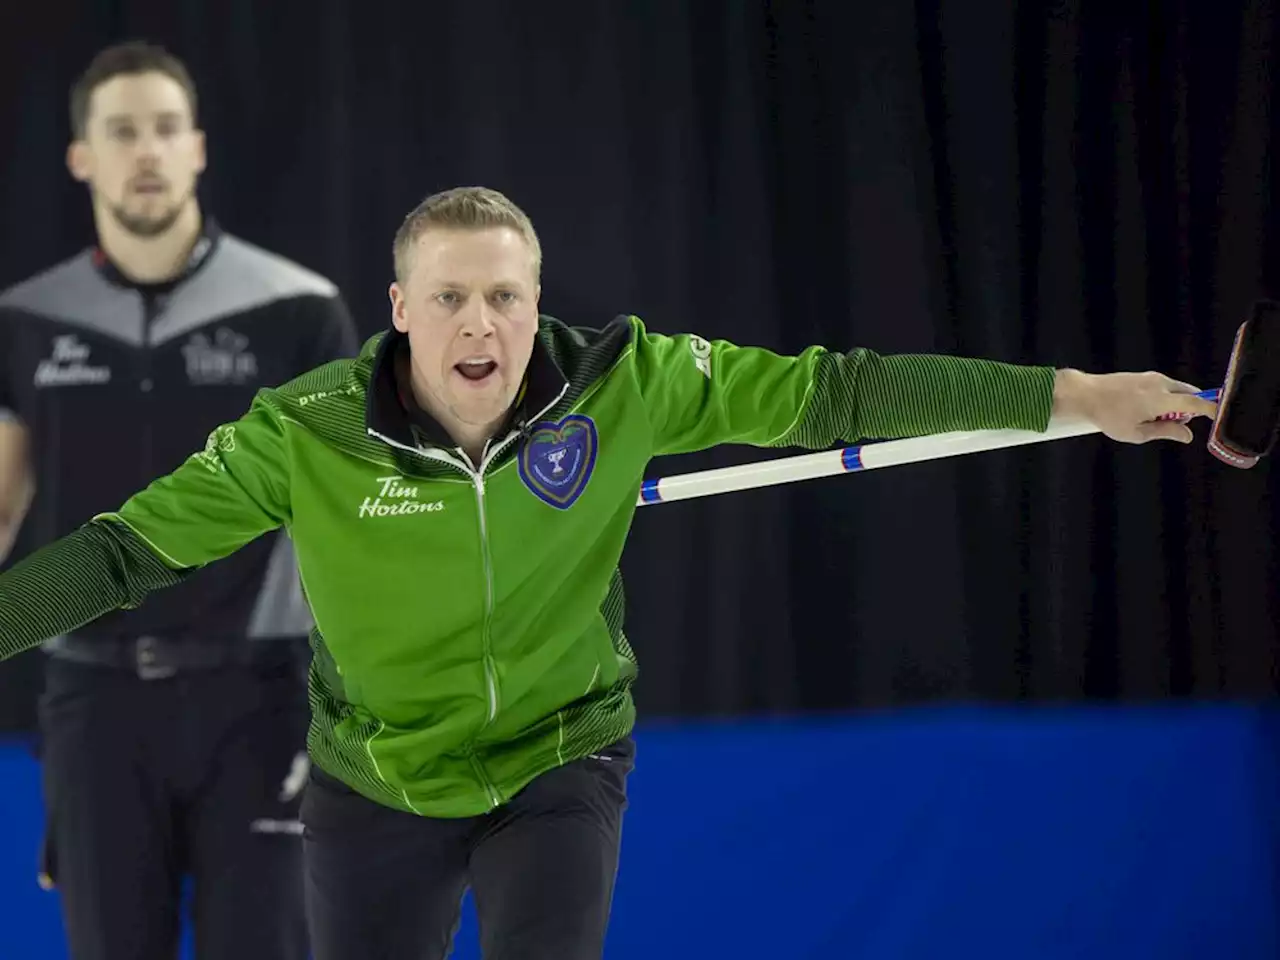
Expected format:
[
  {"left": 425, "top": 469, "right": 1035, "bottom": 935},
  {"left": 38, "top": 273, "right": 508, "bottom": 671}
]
[
  {"left": 636, "top": 419, "right": 1095, "bottom": 506},
  {"left": 636, "top": 387, "right": 1220, "bottom": 507}
]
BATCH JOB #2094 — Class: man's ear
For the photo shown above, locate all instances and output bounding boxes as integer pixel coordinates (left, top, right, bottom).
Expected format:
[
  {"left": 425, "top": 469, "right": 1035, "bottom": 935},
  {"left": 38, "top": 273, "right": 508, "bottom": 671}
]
[
  {"left": 66, "top": 140, "right": 92, "bottom": 183},
  {"left": 390, "top": 282, "right": 409, "bottom": 333},
  {"left": 192, "top": 128, "right": 207, "bottom": 175}
]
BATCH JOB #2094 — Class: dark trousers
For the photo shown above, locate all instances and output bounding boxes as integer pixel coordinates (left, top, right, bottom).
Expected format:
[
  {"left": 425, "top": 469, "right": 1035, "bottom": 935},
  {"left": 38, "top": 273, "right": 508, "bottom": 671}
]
[
  {"left": 37, "top": 653, "right": 311, "bottom": 960},
  {"left": 301, "top": 736, "right": 635, "bottom": 960}
]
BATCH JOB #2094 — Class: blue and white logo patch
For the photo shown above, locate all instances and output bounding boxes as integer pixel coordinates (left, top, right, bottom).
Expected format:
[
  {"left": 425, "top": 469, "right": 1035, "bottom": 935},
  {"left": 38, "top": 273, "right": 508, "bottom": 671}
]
[{"left": 517, "top": 414, "right": 599, "bottom": 510}]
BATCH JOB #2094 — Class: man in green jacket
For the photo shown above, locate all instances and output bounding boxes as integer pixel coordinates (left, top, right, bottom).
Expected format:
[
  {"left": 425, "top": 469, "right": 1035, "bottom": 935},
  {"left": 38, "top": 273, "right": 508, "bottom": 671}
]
[{"left": 0, "top": 186, "right": 1216, "bottom": 959}]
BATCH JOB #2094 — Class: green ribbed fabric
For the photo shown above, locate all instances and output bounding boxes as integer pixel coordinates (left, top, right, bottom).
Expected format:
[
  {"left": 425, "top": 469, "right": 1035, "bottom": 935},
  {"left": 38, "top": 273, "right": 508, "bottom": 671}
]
[
  {"left": 777, "top": 350, "right": 1055, "bottom": 448},
  {"left": 0, "top": 520, "right": 187, "bottom": 660}
]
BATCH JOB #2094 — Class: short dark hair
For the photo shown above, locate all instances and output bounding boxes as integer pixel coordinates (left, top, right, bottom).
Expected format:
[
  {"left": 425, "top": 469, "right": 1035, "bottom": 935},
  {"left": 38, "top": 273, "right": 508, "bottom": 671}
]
[{"left": 70, "top": 41, "right": 198, "bottom": 139}]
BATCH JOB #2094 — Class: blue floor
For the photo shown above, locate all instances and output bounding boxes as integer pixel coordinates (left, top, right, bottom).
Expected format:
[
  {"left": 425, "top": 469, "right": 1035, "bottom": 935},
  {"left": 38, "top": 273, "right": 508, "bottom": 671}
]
[{"left": 1, "top": 702, "right": 1277, "bottom": 959}]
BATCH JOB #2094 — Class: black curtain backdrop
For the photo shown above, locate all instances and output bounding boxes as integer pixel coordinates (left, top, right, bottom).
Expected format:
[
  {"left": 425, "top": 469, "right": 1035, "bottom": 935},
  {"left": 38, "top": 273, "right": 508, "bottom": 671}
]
[{"left": 0, "top": 0, "right": 1277, "bottom": 731}]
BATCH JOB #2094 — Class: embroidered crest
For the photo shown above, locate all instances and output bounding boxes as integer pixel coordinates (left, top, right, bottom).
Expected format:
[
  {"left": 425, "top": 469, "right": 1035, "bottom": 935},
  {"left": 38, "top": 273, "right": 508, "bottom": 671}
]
[
  {"left": 192, "top": 425, "right": 237, "bottom": 474},
  {"left": 518, "top": 415, "right": 599, "bottom": 509}
]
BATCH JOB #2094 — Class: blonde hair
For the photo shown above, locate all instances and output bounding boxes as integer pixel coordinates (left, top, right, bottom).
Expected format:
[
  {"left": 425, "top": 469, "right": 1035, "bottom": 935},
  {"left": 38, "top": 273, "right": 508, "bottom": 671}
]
[{"left": 392, "top": 186, "right": 542, "bottom": 284}]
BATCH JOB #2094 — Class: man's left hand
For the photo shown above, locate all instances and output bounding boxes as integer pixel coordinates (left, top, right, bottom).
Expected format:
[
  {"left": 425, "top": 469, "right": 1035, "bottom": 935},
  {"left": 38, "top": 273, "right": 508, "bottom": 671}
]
[{"left": 1051, "top": 369, "right": 1218, "bottom": 444}]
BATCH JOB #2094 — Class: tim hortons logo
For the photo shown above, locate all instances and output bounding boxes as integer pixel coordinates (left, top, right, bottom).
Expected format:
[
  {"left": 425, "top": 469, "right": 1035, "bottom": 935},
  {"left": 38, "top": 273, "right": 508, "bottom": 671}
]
[{"left": 358, "top": 476, "right": 445, "bottom": 518}]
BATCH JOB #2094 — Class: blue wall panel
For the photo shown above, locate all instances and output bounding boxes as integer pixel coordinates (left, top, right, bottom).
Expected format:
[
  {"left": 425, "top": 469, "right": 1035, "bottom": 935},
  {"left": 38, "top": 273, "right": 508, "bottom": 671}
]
[{"left": 0, "top": 703, "right": 1275, "bottom": 958}]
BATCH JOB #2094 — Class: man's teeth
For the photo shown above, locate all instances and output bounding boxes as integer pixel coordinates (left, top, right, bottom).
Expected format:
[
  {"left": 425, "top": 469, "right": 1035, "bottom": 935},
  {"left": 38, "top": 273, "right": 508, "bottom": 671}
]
[{"left": 457, "top": 358, "right": 497, "bottom": 381}]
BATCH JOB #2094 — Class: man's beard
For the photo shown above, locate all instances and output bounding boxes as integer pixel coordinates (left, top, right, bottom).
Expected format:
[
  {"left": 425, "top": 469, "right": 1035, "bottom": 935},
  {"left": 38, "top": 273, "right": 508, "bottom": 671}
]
[{"left": 105, "top": 185, "right": 195, "bottom": 238}]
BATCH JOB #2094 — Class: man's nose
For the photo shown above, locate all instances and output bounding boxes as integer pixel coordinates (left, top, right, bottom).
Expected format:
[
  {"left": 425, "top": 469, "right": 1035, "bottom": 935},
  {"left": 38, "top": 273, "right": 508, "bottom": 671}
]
[
  {"left": 460, "top": 301, "right": 497, "bottom": 337},
  {"left": 133, "top": 131, "right": 164, "bottom": 164}
]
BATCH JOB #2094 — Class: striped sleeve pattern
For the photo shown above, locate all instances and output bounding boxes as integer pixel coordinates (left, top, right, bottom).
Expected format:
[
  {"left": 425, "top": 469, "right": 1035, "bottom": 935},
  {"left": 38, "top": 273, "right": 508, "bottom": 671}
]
[
  {"left": 0, "top": 519, "right": 187, "bottom": 660},
  {"left": 774, "top": 349, "right": 1056, "bottom": 449}
]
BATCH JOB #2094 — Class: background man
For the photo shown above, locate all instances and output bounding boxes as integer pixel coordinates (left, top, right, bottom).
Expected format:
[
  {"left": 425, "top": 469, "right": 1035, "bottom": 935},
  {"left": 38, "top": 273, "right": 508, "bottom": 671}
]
[{"left": 0, "top": 40, "right": 358, "bottom": 960}]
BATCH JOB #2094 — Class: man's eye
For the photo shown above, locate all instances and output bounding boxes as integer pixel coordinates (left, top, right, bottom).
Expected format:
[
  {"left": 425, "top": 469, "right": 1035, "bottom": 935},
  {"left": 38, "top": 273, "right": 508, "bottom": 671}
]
[
  {"left": 494, "top": 291, "right": 515, "bottom": 304},
  {"left": 437, "top": 292, "right": 459, "bottom": 305}
]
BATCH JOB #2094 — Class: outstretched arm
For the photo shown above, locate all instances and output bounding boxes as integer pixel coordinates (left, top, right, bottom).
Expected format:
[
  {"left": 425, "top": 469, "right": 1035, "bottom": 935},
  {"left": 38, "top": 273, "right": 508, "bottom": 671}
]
[
  {"left": 0, "top": 394, "right": 294, "bottom": 659},
  {"left": 627, "top": 317, "right": 1214, "bottom": 456}
]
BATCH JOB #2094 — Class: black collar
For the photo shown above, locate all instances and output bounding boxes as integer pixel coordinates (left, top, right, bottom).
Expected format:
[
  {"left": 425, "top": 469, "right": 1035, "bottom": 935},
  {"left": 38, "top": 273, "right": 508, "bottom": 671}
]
[
  {"left": 364, "top": 323, "right": 569, "bottom": 452},
  {"left": 91, "top": 217, "right": 222, "bottom": 294}
]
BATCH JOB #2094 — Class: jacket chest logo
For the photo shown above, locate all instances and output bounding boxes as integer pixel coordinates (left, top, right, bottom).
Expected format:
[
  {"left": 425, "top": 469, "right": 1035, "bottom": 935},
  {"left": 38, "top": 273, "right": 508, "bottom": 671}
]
[
  {"left": 34, "top": 335, "right": 112, "bottom": 388},
  {"left": 518, "top": 414, "right": 598, "bottom": 510},
  {"left": 182, "top": 328, "right": 259, "bottom": 385},
  {"left": 358, "top": 475, "right": 445, "bottom": 519}
]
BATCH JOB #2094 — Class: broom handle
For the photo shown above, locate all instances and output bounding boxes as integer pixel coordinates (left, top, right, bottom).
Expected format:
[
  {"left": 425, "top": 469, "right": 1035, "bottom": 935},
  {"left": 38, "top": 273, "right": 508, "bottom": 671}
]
[{"left": 636, "top": 388, "right": 1220, "bottom": 507}]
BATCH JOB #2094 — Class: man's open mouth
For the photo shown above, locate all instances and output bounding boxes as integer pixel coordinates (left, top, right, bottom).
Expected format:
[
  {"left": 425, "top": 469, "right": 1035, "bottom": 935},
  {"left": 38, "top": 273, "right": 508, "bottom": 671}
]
[{"left": 455, "top": 358, "right": 498, "bottom": 382}]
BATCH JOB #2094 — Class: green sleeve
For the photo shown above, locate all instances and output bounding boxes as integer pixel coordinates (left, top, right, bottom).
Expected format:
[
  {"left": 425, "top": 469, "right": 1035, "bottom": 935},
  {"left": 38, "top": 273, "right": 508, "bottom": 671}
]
[
  {"left": 103, "top": 392, "right": 293, "bottom": 567},
  {"left": 0, "top": 523, "right": 188, "bottom": 660},
  {"left": 627, "top": 316, "right": 1056, "bottom": 455},
  {"left": 0, "top": 394, "right": 291, "bottom": 660}
]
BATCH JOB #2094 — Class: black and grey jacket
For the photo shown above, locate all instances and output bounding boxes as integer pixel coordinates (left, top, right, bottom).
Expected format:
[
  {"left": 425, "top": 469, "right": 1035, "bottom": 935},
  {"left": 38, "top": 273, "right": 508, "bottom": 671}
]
[{"left": 0, "top": 221, "right": 359, "bottom": 645}]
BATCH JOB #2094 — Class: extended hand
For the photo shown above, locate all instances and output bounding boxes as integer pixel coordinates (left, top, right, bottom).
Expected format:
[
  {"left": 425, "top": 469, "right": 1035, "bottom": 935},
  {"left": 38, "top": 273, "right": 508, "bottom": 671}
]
[{"left": 1051, "top": 369, "right": 1218, "bottom": 444}]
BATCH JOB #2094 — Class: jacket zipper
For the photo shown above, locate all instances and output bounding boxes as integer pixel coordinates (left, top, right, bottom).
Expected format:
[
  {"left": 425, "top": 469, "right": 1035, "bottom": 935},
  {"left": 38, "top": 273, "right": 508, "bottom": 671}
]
[
  {"left": 415, "top": 433, "right": 520, "bottom": 717},
  {"left": 407, "top": 441, "right": 508, "bottom": 809},
  {"left": 365, "top": 382, "right": 566, "bottom": 808},
  {"left": 140, "top": 293, "right": 161, "bottom": 476},
  {"left": 474, "top": 462, "right": 499, "bottom": 724}
]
